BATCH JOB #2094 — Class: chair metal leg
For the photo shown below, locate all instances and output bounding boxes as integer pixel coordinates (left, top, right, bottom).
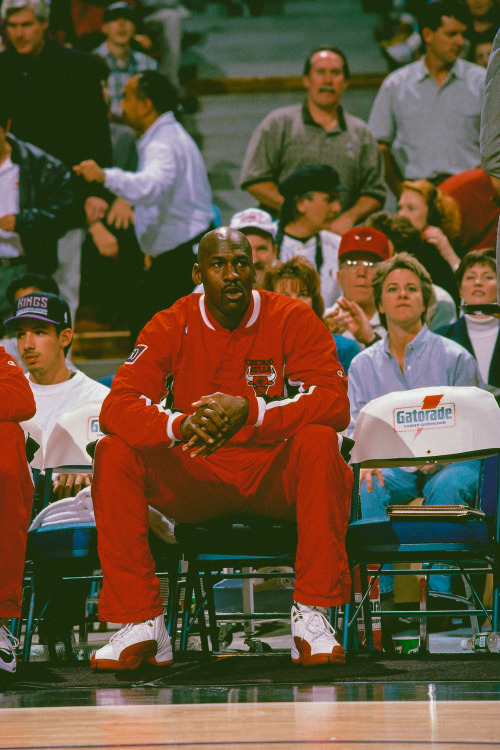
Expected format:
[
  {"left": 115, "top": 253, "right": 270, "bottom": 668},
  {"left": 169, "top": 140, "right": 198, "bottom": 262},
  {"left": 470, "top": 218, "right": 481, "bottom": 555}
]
[
  {"left": 165, "top": 564, "right": 180, "bottom": 638},
  {"left": 419, "top": 574, "right": 429, "bottom": 653},
  {"left": 193, "top": 573, "right": 210, "bottom": 654},
  {"left": 203, "top": 573, "right": 221, "bottom": 653},
  {"left": 22, "top": 578, "right": 37, "bottom": 663},
  {"left": 180, "top": 566, "right": 196, "bottom": 652},
  {"left": 493, "top": 580, "right": 499, "bottom": 633},
  {"left": 341, "top": 602, "right": 351, "bottom": 653},
  {"left": 359, "top": 564, "right": 375, "bottom": 652},
  {"left": 462, "top": 575, "right": 480, "bottom": 634},
  {"left": 168, "top": 569, "right": 184, "bottom": 650}
]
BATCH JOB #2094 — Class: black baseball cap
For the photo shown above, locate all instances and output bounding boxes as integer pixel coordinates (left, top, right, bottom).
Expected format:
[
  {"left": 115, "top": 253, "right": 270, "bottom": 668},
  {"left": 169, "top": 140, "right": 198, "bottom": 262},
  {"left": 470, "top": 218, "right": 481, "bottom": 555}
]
[
  {"left": 4, "top": 292, "right": 72, "bottom": 329},
  {"left": 279, "top": 164, "right": 344, "bottom": 199},
  {"left": 103, "top": 2, "right": 136, "bottom": 23}
]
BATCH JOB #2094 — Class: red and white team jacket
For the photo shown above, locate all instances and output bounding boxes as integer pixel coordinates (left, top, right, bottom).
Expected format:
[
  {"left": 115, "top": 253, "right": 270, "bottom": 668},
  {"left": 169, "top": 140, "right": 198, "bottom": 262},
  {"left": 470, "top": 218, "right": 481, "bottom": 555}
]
[
  {"left": 0, "top": 346, "right": 36, "bottom": 423},
  {"left": 100, "top": 291, "right": 350, "bottom": 450}
]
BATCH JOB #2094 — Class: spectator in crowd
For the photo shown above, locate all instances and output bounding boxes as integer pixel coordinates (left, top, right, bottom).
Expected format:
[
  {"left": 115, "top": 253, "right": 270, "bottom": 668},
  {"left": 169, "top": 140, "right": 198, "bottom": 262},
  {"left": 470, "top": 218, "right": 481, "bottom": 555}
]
[
  {"left": 276, "top": 164, "right": 343, "bottom": 307},
  {"left": 0, "top": 102, "right": 73, "bottom": 331},
  {"left": 50, "top": 0, "right": 187, "bottom": 89},
  {"left": 439, "top": 168, "right": 500, "bottom": 255},
  {"left": 468, "top": 26, "right": 496, "bottom": 66},
  {"left": 264, "top": 256, "right": 361, "bottom": 373},
  {"left": 465, "top": 0, "right": 499, "bottom": 57},
  {"left": 0, "top": 345, "right": 36, "bottom": 674},
  {"left": 323, "top": 227, "right": 391, "bottom": 348},
  {"left": 437, "top": 249, "right": 500, "bottom": 390},
  {"left": 75, "top": 54, "right": 143, "bottom": 336},
  {"left": 49, "top": 0, "right": 151, "bottom": 51},
  {"left": 369, "top": 0, "right": 486, "bottom": 197},
  {"left": 90, "top": 227, "right": 353, "bottom": 671},
  {"left": 481, "top": 27, "right": 500, "bottom": 300},
  {"left": 0, "top": 0, "right": 113, "bottom": 322},
  {"left": 229, "top": 208, "right": 278, "bottom": 289},
  {"left": 4, "top": 292, "right": 109, "bottom": 497},
  {"left": 1, "top": 273, "right": 68, "bottom": 365},
  {"left": 347, "top": 253, "right": 482, "bottom": 597},
  {"left": 367, "top": 211, "right": 458, "bottom": 329},
  {"left": 396, "top": 178, "right": 461, "bottom": 306},
  {"left": 377, "top": 11, "right": 422, "bottom": 71},
  {"left": 75, "top": 71, "right": 215, "bottom": 331},
  {"left": 93, "top": 2, "right": 158, "bottom": 121},
  {"left": 240, "top": 46, "right": 386, "bottom": 233}
]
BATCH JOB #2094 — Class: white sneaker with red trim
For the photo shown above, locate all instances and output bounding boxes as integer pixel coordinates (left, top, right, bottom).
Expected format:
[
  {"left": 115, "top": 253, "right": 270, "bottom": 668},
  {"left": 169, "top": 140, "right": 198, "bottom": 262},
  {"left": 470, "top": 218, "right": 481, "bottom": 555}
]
[
  {"left": 91, "top": 613, "right": 173, "bottom": 671},
  {"left": 291, "top": 602, "right": 345, "bottom": 666},
  {"left": 0, "top": 623, "right": 18, "bottom": 673}
]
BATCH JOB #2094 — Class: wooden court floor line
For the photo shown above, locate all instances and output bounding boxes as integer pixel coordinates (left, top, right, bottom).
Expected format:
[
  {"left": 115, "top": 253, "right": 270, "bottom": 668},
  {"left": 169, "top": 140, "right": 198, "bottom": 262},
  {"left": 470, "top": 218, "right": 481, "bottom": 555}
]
[{"left": 1, "top": 701, "right": 500, "bottom": 749}]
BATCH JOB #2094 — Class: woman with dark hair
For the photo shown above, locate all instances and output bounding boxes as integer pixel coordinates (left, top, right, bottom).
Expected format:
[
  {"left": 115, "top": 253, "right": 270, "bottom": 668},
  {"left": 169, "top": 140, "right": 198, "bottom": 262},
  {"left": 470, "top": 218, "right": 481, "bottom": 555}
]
[
  {"left": 264, "top": 256, "right": 361, "bottom": 373},
  {"left": 436, "top": 249, "right": 500, "bottom": 389}
]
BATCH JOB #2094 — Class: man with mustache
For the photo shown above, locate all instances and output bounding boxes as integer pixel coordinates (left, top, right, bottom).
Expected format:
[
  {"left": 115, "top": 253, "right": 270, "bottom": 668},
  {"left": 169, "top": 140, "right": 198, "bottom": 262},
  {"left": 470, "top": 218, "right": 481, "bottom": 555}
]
[
  {"left": 239, "top": 46, "right": 386, "bottom": 236},
  {"left": 90, "top": 226, "right": 353, "bottom": 671}
]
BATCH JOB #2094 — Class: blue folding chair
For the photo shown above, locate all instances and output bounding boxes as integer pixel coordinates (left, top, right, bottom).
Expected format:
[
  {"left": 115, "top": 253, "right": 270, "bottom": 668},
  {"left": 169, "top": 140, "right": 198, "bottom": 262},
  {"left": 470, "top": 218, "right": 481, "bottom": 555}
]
[
  {"left": 22, "top": 400, "right": 181, "bottom": 662},
  {"left": 344, "top": 385, "right": 500, "bottom": 654},
  {"left": 173, "top": 517, "right": 297, "bottom": 654},
  {"left": 22, "top": 400, "right": 104, "bottom": 661}
]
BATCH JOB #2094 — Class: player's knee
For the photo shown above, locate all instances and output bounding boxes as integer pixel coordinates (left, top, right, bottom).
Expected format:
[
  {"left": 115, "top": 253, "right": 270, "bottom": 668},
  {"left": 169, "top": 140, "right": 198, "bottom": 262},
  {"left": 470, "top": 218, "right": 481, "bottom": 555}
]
[
  {"left": 94, "top": 434, "right": 134, "bottom": 471},
  {"left": 292, "top": 424, "right": 339, "bottom": 457}
]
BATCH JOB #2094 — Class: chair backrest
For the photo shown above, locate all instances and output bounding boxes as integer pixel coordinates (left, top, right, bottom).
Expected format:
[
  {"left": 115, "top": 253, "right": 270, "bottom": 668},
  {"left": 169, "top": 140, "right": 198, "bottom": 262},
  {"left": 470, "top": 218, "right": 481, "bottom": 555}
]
[
  {"left": 351, "top": 386, "right": 500, "bottom": 468},
  {"left": 43, "top": 399, "right": 105, "bottom": 471}
]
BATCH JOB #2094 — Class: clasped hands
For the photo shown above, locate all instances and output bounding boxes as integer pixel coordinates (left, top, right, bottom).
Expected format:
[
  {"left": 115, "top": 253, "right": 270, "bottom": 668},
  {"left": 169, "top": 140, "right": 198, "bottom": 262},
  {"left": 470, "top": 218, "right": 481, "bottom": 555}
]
[{"left": 180, "top": 392, "right": 249, "bottom": 458}]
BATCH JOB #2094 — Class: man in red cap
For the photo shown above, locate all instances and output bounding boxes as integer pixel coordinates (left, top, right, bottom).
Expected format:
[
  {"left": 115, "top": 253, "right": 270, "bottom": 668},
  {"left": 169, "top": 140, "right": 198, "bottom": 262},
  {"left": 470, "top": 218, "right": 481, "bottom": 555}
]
[{"left": 324, "top": 226, "right": 392, "bottom": 348}]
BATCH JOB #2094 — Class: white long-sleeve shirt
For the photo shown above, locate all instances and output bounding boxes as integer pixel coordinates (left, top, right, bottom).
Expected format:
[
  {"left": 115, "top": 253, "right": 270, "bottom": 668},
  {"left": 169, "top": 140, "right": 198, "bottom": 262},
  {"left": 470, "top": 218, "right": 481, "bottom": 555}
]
[{"left": 103, "top": 112, "right": 214, "bottom": 255}]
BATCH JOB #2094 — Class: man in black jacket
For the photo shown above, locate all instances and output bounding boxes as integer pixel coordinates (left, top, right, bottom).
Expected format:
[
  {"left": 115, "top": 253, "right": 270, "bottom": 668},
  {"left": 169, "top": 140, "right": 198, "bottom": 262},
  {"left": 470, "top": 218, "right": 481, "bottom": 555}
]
[
  {"left": 0, "top": 108, "right": 73, "bottom": 331},
  {"left": 0, "top": 0, "right": 113, "bottom": 320}
]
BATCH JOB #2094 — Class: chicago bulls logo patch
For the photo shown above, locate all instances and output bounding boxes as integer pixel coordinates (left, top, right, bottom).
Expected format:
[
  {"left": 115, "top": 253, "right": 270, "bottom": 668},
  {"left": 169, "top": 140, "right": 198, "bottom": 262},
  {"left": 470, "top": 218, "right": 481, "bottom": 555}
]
[{"left": 245, "top": 358, "right": 276, "bottom": 396}]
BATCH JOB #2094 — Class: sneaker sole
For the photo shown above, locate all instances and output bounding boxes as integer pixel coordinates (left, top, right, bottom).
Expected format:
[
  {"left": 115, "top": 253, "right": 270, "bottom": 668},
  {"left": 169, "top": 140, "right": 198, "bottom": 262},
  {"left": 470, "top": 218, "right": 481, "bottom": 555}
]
[
  {"left": 90, "top": 641, "right": 173, "bottom": 671},
  {"left": 291, "top": 651, "right": 346, "bottom": 666},
  {"left": 0, "top": 663, "right": 16, "bottom": 674},
  {"left": 291, "top": 638, "right": 346, "bottom": 667}
]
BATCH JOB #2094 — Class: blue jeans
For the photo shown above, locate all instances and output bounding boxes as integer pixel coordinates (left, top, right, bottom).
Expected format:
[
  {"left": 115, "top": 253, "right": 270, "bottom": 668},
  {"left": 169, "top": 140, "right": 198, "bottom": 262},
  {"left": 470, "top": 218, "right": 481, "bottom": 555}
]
[{"left": 360, "top": 461, "right": 482, "bottom": 595}]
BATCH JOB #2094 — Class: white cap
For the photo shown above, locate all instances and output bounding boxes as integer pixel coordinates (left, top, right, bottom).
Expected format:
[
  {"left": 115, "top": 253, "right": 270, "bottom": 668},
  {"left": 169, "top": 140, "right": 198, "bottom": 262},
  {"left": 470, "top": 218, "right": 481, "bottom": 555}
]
[{"left": 229, "top": 208, "right": 276, "bottom": 239}]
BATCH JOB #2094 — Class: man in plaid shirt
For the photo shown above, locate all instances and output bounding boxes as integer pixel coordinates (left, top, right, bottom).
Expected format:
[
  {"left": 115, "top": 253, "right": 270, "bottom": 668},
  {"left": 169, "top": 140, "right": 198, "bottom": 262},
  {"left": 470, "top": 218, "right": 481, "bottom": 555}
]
[{"left": 94, "top": 2, "right": 157, "bottom": 121}]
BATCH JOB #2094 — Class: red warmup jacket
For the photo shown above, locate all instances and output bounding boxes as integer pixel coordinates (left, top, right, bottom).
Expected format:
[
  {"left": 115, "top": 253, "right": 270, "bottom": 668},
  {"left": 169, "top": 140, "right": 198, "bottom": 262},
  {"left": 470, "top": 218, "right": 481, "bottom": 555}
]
[
  {"left": 0, "top": 346, "right": 36, "bottom": 423},
  {"left": 100, "top": 290, "right": 350, "bottom": 450}
]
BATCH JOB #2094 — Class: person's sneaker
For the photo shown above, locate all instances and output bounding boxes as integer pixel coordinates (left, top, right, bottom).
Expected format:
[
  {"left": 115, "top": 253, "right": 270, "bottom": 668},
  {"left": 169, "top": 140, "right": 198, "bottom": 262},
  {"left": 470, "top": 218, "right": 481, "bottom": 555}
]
[
  {"left": 0, "top": 623, "right": 19, "bottom": 674},
  {"left": 90, "top": 613, "right": 173, "bottom": 671},
  {"left": 291, "top": 602, "right": 345, "bottom": 667}
]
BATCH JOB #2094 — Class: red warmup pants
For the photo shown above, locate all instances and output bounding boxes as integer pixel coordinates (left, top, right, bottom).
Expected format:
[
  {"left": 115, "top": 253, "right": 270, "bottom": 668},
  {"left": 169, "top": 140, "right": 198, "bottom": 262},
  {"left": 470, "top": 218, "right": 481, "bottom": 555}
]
[
  {"left": 92, "top": 425, "right": 353, "bottom": 623},
  {"left": 0, "top": 423, "right": 34, "bottom": 618}
]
